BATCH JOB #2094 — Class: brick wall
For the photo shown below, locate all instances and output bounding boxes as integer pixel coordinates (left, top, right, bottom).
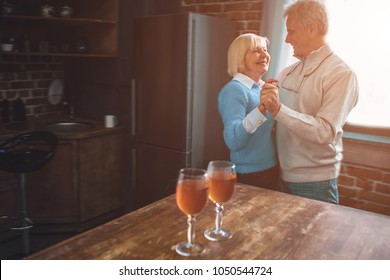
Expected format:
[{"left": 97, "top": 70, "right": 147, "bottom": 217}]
[
  {"left": 0, "top": 55, "right": 64, "bottom": 120},
  {"left": 181, "top": 0, "right": 263, "bottom": 35},
  {"left": 339, "top": 163, "right": 390, "bottom": 216}
]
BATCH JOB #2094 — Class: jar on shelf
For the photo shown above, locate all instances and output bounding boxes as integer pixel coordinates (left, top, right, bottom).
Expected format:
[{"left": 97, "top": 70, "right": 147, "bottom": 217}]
[
  {"left": 0, "top": 1, "right": 13, "bottom": 16},
  {"left": 41, "top": 4, "right": 54, "bottom": 17},
  {"left": 60, "top": 5, "right": 73, "bottom": 18},
  {"left": 1, "top": 37, "right": 14, "bottom": 52},
  {"left": 23, "top": 35, "right": 31, "bottom": 52}
]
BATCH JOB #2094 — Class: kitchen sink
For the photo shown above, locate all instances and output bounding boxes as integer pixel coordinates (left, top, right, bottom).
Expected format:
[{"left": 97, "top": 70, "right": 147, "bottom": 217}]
[{"left": 45, "top": 122, "right": 94, "bottom": 132}]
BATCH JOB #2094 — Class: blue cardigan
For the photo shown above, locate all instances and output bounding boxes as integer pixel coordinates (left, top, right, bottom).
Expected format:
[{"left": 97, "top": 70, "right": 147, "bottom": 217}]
[{"left": 218, "top": 78, "right": 276, "bottom": 174}]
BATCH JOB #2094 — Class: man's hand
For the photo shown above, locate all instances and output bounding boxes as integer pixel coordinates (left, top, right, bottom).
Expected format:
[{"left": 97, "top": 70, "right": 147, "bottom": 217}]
[{"left": 261, "top": 79, "right": 281, "bottom": 117}]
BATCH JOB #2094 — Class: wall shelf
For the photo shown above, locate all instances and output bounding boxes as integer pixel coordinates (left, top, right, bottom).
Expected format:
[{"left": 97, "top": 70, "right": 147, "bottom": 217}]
[
  {"left": 0, "top": 51, "right": 116, "bottom": 58},
  {"left": 0, "top": 15, "right": 117, "bottom": 25},
  {"left": 0, "top": 0, "right": 119, "bottom": 58}
]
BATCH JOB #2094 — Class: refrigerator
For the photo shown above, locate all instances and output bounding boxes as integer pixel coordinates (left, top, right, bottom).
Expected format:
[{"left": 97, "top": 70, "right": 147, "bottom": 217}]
[{"left": 133, "top": 13, "right": 235, "bottom": 209}]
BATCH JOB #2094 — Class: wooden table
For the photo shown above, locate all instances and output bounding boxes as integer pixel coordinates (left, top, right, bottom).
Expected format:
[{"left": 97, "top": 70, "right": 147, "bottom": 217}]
[{"left": 26, "top": 184, "right": 390, "bottom": 260}]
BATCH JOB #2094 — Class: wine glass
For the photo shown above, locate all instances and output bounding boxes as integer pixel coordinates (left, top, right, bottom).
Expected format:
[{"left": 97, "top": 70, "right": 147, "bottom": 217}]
[
  {"left": 175, "top": 168, "right": 209, "bottom": 256},
  {"left": 204, "top": 160, "right": 236, "bottom": 241}
]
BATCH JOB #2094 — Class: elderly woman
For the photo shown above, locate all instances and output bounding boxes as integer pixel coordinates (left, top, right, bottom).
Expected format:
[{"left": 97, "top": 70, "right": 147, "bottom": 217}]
[{"left": 218, "top": 33, "right": 278, "bottom": 190}]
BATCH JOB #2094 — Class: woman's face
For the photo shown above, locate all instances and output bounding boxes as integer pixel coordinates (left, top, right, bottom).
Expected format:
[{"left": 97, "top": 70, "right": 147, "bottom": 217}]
[{"left": 242, "top": 42, "right": 270, "bottom": 82}]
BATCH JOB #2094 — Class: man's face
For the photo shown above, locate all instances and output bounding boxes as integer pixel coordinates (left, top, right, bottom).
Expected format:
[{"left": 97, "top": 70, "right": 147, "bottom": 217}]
[{"left": 285, "top": 16, "right": 312, "bottom": 58}]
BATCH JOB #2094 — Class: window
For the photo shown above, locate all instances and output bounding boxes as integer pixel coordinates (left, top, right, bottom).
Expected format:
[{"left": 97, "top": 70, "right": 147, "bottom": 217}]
[
  {"left": 262, "top": 0, "right": 389, "bottom": 132},
  {"left": 326, "top": 0, "right": 390, "bottom": 129}
]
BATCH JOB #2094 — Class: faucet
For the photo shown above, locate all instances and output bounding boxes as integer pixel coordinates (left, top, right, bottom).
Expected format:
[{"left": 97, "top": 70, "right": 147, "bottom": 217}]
[
  {"left": 63, "top": 101, "right": 75, "bottom": 119},
  {"left": 69, "top": 105, "right": 75, "bottom": 119}
]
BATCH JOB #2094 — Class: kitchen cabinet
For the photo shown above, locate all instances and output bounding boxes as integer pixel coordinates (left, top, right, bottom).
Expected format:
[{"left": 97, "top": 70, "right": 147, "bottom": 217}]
[
  {"left": 0, "top": 0, "right": 119, "bottom": 58},
  {"left": 0, "top": 124, "right": 128, "bottom": 238},
  {"left": 26, "top": 127, "right": 128, "bottom": 232}
]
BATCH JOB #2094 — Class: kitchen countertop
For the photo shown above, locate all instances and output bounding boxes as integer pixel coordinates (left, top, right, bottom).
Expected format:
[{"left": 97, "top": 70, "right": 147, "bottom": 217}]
[
  {"left": 26, "top": 183, "right": 390, "bottom": 260},
  {"left": 0, "top": 116, "right": 125, "bottom": 141}
]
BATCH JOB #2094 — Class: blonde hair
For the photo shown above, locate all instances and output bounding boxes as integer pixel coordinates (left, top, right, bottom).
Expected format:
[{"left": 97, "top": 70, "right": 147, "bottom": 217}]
[
  {"left": 284, "top": 0, "right": 329, "bottom": 36},
  {"left": 227, "top": 33, "right": 269, "bottom": 77}
]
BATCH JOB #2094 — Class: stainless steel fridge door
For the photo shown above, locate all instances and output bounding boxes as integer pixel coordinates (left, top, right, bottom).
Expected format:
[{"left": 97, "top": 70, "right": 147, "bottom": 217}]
[{"left": 189, "top": 13, "right": 234, "bottom": 169}]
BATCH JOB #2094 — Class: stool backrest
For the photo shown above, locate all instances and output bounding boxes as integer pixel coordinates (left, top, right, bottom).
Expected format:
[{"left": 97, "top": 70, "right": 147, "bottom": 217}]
[{"left": 0, "top": 130, "right": 58, "bottom": 173}]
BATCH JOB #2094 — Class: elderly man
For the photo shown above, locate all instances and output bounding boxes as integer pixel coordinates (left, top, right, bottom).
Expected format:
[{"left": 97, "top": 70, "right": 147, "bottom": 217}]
[{"left": 260, "top": 0, "right": 359, "bottom": 204}]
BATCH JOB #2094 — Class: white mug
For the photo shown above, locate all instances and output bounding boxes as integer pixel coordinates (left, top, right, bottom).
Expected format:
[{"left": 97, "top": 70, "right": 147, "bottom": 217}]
[{"left": 105, "top": 115, "right": 118, "bottom": 128}]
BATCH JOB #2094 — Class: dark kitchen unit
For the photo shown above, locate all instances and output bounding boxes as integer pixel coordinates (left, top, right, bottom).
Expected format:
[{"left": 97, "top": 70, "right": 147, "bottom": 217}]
[
  {"left": 0, "top": 121, "right": 128, "bottom": 259},
  {"left": 133, "top": 13, "right": 234, "bottom": 208},
  {"left": 62, "top": 0, "right": 185, "bottom": 212},
  {"left": 0, "top": 0, "right": 235, "bottom": 258}
]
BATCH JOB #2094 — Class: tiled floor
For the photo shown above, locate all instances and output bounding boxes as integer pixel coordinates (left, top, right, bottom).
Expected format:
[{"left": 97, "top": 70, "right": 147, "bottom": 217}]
[{"left": 0, "top": 232, "right": 74, "bottom": 260}]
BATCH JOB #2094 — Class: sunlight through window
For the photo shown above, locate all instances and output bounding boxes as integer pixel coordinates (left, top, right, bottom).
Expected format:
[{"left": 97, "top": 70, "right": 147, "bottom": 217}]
[{"left": 326, "top": 0, "right": 390, "bottom": 128}]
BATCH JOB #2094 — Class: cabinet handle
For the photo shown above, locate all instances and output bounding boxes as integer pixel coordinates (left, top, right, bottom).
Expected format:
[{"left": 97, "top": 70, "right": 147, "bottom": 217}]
[
  {"left": 132, "top": 148, "right": 136, "bottom": 190},
  {"left": 131, "top": 79, "right": 136, "bottom": 136}
]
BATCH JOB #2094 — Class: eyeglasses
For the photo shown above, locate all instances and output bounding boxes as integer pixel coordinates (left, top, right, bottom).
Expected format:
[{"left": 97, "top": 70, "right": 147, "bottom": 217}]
[{"left": 280, "top": 52, "right": 334, "bottom": 94}]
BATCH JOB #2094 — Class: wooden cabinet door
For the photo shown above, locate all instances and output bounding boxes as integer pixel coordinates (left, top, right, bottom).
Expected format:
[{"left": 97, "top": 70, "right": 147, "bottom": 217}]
[
  {"left": 79, "top": 132, "right": 127, "bottom": 221},
  {"left": 28, "top": 141, "right": 79, "bottom": 223}
]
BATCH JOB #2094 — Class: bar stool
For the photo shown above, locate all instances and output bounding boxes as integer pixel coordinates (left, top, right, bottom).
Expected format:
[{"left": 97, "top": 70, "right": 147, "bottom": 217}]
[{"left": 0, "top": 130, "right": 58, "bottom": 256}]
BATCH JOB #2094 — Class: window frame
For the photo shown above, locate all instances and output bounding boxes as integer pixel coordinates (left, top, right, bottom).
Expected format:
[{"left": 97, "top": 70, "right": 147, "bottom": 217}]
[{"left": 344, "top": 123, "right": 390, "bottom": 138}]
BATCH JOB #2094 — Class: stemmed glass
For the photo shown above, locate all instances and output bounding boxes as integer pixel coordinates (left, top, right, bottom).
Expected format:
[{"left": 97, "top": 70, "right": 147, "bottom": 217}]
[
  {"left": 175, "top": 168, "right": 209, "bottom": 256},
  {"left": 204, "top": 160, "right": 236, "bottom": 241}
]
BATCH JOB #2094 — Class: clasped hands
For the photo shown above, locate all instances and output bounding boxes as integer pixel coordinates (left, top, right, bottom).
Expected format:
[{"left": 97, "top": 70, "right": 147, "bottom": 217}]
[{"left": 258, "top": 78, "right": 281, "bottom": 117}]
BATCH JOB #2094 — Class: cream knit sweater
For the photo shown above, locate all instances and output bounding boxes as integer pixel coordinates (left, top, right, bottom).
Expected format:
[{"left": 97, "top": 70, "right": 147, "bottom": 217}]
[{"left": 275, "top": 45, "right": 359, "bottom": 182}]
